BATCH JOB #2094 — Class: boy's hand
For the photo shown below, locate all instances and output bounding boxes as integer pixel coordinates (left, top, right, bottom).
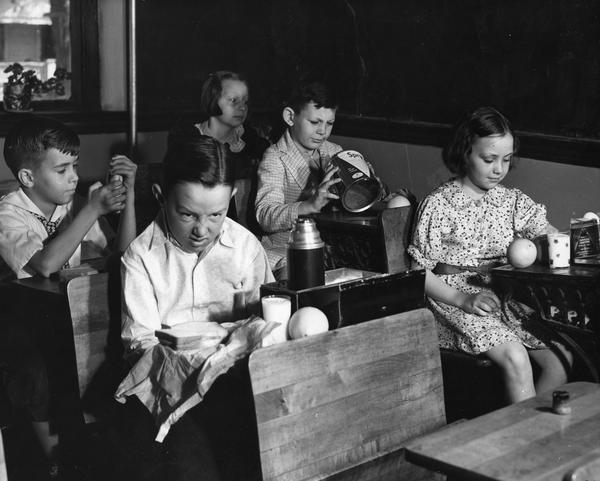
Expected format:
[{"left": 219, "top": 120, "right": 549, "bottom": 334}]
[
  {"left": 88, "top": 180, "right": 127, "bottom": 216},
  {"left": 306, "top": 166, "right": 341, "bottom": 213},
  {"left": 108, "top": 155, "right": 138, "bottom": 192}
]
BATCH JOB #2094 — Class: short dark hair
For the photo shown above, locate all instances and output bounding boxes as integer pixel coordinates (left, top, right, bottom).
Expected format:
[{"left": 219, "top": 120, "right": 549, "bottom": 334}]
[
  {"left": 443, "top": 106, "right": 518, "bottom": 177},
  {"left": 3, "top": 116, "right": 80, "bottom": 178},
  {"left": 199, "top": 70, "right": 247, "bottom": 119},
  {"left": 285, "top": 76, "right": 339, "bottom": 114},
  {"left": 162, "top": 134, "right": 236, "bottom": 195}
]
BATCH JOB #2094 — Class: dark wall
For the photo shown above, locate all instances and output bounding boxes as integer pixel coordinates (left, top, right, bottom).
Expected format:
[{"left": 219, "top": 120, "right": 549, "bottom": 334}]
[{"left": 137, "top": 0, "right": 600, "bottom": 140}]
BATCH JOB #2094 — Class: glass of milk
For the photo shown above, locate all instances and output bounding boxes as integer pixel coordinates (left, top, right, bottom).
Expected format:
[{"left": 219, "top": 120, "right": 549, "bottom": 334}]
[{"left": 261, "top": 295, "right": 292, "bottom": 344}]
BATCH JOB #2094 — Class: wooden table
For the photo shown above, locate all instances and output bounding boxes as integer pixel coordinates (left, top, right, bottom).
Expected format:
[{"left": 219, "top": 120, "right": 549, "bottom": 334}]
[{"left": 405, "top": 381, "right": 600, "bottom": 481}]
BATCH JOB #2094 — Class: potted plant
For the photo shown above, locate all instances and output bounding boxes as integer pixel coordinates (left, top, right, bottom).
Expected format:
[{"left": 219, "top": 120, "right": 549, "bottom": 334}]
[
  {"left": 3, "top": 63, "right": 71, "bottom": 112},
  {"left": 3, "top": 63, "right": 39, "bottom": 112},
  {"left": 35, "top": 67, "right": 71, "bottom": 99}
]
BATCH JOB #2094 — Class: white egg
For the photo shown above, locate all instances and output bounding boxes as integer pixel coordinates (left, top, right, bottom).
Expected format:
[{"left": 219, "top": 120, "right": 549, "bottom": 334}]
[{"left": 583, "top": 212, "right": 600, "bottom": 223}]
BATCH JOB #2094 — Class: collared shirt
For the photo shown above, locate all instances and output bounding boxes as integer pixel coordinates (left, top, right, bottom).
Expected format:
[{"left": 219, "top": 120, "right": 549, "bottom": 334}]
[
  {"left": 121, "top": 213, "right": 274, "bottom": 355},
  {"left": 255, "top": 130, "right": 342, "bottom": 269},
  {"left": 195, "top": 122, "right": 246, "bottom": 153},
  {"left": 0, "top": 188, "right": 111, "bottom": 280}
]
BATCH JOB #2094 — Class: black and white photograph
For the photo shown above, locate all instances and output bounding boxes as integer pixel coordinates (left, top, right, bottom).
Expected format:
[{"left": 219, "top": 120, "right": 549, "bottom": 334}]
[{"left": 0, "top": 1, "right": 599, "bottom": 480}]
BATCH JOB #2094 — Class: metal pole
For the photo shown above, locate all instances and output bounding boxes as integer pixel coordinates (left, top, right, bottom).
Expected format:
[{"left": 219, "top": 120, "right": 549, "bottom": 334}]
[{"left": 127, "top": 0, "right": 137, "bottom": 157}]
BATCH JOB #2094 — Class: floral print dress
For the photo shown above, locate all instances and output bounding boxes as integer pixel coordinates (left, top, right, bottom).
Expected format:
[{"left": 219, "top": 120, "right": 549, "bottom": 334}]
[{"left": 408, "top": 180, "right": 552, "bottom": 355}]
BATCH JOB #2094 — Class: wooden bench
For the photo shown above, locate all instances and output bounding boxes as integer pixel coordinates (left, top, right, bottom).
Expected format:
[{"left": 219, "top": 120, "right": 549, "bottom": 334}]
[{"left": 248, "top": 308, "right": 446, "bottom": 480}]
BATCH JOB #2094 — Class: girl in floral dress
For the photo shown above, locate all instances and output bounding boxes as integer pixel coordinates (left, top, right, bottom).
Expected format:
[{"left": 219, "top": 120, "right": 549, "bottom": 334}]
[{"left": 408, "top": 106, "right": 572, "bottom": 404}]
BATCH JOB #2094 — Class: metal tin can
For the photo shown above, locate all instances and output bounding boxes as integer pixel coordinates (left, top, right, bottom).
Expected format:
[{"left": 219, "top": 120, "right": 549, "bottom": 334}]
[
  {"left": 330, "top": 150, "right": 383, "bottom": 213},
  {"left": 287, "top": 217, "right": 325, "bottom": 290}
]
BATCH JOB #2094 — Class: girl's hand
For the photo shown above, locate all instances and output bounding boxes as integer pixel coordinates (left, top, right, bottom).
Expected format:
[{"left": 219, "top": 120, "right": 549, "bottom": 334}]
[
  {"left": 305, "top": 166, "right": 341, "bottom": 213},
  {"left": 88, "top": 180, "right": 127, "bottom": 216},
  {"left": 108, "top": 155, "right": 138, "bottom": 191},
  {"left": 460, "top": 291, "right": 501, "bottom": 316}
]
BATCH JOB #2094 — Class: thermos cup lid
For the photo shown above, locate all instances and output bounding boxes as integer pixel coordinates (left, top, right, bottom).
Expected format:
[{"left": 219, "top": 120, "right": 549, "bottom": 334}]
[
  {"left": 331, "top": 150, "right": 383, "bottom": 213},
  {"left": 288, "top": 217, "right": 324, "bottom": 249}
]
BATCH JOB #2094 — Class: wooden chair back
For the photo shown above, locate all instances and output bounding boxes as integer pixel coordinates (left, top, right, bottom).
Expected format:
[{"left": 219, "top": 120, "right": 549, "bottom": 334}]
[
  {"left": 66, "top": 272, "right": 112, "bottom": 420},
  {"left": 316, "top": 205, "right": 415, "bottom": 274},
  {"left": 249, "top": 308, "right": 445, "bottom": 481}
]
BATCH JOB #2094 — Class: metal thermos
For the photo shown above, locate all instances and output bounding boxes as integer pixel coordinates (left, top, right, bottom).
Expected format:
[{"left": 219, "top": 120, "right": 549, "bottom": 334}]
[{"left": 287, "top": 217, "right": 325, "bottom": 290}]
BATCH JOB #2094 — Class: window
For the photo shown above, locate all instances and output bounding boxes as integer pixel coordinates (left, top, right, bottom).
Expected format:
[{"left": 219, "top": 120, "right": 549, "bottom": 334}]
[
  {"left": 0, "top": 0, "right": 71, "bottom": 98},
  {"left": 0, "top": 0, "right": 99, "bottom": 112}
]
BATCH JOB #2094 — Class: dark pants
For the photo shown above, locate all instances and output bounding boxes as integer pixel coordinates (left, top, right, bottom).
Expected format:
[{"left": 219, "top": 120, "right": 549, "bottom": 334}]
[
  {"left": 0, "top": 316, "right": 50, "bottom": 423},
  {"left": 122, "top": 360, "right": 261, "bottom": 481}
]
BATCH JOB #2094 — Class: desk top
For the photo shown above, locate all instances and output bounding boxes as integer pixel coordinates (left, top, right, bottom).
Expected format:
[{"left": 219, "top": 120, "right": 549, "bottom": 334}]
[
  {"left": 314, "top": 211, "right": 379, "bottom": 228},
  {"left": 11, "top": 259, "right": 107, "bottom": 296},
  {"left": 493, "top": 263, "right": 600, "bottom": 281},
  {"left": 405, "top": 382, "right": 600, "bottom": 481},
  {"left": 12, "top": 275, "right": 66, "bottom": 295}
]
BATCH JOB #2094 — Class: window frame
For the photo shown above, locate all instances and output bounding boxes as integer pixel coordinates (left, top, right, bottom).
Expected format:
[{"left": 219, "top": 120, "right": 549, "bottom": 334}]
[{"left": 0, "top": 0, "right": 100, "bottom": 118}]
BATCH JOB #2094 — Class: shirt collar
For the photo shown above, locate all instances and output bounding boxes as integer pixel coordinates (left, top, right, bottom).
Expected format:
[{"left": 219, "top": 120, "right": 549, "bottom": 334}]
[
  {"left": 442, "top": 180, "right": 507, "bottom": 209},
  {"left": 150, "top": 211, "right": 235, "bottom": 252},
  {"left": 2, "top": 187, "right": 66, "bottom": 221},
  {"left": 195, "top": 122, "right": 246, "bottom": 153}
]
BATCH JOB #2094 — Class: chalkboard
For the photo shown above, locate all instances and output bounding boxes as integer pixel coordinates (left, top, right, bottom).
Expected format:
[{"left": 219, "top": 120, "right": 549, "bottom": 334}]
[{"left": 137, "top": 0, "right": 600, "bottom": 156}]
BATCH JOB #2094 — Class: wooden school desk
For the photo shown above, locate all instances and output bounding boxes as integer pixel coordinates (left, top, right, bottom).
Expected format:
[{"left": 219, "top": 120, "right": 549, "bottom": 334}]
[
  {"left": 492, "top": 264, "right": 600, "bottom": 379},
  {"left": 9, "top": 264, "right": 118, "bottom": 424},
  {"left": 405, "top": 381, "right": 600, "bottom": 481}
]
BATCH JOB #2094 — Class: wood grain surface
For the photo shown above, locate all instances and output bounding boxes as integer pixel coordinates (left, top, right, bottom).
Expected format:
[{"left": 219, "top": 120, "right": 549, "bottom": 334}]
[
  {"left": 66, "top": 272, "right": 110, "bottom": 400},
  {"left": 249, "top": 308, "right": 445, "bottom": 480},
  {"left": 406, "top": 381, "right": 600, "bottom": 481}
]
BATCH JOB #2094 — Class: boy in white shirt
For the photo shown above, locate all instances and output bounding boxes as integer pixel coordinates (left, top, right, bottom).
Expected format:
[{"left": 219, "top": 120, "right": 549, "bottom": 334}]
[
  {"left": 0, "top": 117, "right": 137, "bottom": 279},
  {"left": 0, "top": 116, "right": 137, "bottom": 478},
  {"left": 120, "top": 134, "right": 273, "bottom": 481},
  {"left": 121, "top": 135, "right": 273, "bottom": 358}
]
